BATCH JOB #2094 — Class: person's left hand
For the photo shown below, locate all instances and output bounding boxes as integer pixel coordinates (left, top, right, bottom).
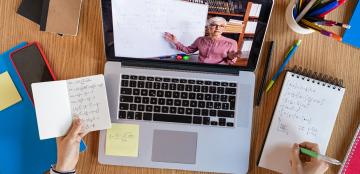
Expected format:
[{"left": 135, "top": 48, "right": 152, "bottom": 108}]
[
  {"left": 227, "top": 51, "right": 241, "bottom": 60},
  {"left": 55, "top": 118, "right": 88, "bottom": 172}
]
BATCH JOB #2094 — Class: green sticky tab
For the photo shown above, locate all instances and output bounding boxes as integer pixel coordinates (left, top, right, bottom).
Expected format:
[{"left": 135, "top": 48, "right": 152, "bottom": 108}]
[{"left": 300, "top": 147, "right": 318, "bottom": 158}]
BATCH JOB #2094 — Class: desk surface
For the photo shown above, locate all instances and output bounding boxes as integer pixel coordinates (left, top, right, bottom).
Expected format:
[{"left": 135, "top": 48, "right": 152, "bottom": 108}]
[{"left": 1, "top": 0, "right": 359, "bottom": 173}]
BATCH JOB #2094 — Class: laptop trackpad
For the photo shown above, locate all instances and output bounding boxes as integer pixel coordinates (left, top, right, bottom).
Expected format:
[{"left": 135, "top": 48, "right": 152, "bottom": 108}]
[{"left": 151, "top": 130, "right": 197, "bottom": 164}]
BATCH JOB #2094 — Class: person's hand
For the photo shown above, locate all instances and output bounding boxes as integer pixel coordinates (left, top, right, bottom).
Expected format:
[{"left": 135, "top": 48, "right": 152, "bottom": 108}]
[
  {"left": 164, "top": 32, "right": 177, "bottom": 44},
  {"left": 55, "top": 118, "right": 88, "bottom": 172},
  {"left": 227, "top": 51, "right": 241, "bottom": 60},
  {"left": 290, "top": 142, "right": 329, "bottom": 174}
]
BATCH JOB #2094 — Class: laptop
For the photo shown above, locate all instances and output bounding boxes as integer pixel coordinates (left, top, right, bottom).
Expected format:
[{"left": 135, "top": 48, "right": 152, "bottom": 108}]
[{"left": 98, "top": 0, "right": 273, "bottom": 173}]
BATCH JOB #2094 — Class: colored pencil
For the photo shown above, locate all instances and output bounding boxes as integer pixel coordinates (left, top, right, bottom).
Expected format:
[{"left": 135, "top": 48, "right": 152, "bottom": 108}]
[
  {"left": 318, "top": 0, "right": 347, "bottom": 17},
  {"left": 300, "top": 19, "right": 342, "bottom": 41},
  {"left": 296, "top": 0, "right": 318, "bottom": 22},
  {"left": 256, "top": 41, "right": 274, "bottom": 106},
  {"left": 266, "top": 40, "right": 302, "bottom": 92}
]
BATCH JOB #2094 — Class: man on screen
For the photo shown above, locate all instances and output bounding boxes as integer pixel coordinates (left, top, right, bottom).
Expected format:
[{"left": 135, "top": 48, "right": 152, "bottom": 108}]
[{"left": 164, "top": 17, "right": 241, "bottom": 65}]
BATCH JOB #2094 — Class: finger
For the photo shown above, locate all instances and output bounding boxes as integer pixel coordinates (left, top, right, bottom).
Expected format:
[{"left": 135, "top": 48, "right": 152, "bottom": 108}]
[
  {"left": 79, "top": 131, "right": 89, "bottom": 138},
  {"left": 290, "top": 143, "right": 302, "bottom": 165},
  {"left": 67, "top": 118, "right": 82, "bottom": 139}
]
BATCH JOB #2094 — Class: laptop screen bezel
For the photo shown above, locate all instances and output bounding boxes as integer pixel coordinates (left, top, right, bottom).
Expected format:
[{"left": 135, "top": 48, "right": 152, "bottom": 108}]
[{"left": 101, "top": 0, "right": 273, "bottom": 73}]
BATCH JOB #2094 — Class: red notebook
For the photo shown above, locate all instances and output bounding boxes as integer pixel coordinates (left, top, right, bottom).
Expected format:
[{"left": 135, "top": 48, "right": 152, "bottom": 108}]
[{"left": 339, "top": 124, "right": 360, "bottom": 174}]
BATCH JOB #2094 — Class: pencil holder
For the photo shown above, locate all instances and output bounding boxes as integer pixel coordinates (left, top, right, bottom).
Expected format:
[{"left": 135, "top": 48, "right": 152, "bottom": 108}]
[{"left": 286, "top": 0, "right": 315, "bottom": 34}]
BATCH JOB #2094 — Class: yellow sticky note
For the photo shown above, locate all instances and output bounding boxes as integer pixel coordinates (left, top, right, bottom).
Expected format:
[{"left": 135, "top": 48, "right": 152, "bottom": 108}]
[
  {"left": 0, "top": 71, "right": 22, "bottom": 111},
  {"left": 106, "top": 123, "right": 139, "bottom": 157}
]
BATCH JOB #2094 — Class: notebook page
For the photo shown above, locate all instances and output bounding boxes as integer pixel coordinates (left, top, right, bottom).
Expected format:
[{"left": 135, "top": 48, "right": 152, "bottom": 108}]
[
  {"left": 67, "top": 75, "right": 111, "bottom": 132},
  {"left": 259, "top": 72, "right": 345, "bottom": 173}
]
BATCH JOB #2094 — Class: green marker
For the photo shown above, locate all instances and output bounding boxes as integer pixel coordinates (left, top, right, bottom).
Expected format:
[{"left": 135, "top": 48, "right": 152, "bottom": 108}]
[
  {"left": 183, "top": 55, "right": 190, "bottom": 61},
  {"left": 300, "top": 147, "right": 342, "bottom": 165}
]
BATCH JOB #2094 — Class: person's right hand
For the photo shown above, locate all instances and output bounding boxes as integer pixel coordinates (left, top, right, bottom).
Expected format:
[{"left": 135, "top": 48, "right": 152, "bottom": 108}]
[
  {"left": 290, "top": 142, "right": 329, "bottom": 174},
  {"left": 164, "top": 32, "right": 177, "bottom": 44}
]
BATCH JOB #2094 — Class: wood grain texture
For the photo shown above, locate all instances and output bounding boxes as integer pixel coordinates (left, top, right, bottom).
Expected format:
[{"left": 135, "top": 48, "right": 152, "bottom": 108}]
[{"left": 0, "top": 0, "right": 359, "bottom": 173}]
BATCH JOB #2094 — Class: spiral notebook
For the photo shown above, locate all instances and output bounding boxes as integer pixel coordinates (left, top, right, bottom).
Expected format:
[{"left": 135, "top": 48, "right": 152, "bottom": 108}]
[
  {"left": 338, "top": 124, "right": 360, "bottom": 174},
  {"left": 258, "top": 67, "right": 346, "bottom": 174}
]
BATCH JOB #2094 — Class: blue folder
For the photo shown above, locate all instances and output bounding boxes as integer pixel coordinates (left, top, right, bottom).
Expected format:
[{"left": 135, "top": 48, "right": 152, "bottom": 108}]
[
  {"left": 343, "top": 0, "right": 360, "bottom": 48},
  {"left": 0, "top": 42, "right": 86, "bottom": 174}
]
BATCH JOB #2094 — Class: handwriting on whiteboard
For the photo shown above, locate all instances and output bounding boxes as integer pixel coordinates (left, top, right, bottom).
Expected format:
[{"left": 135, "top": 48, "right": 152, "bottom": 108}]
[{"left": 67, "top": 77, "right": 106, "bottom": 131}]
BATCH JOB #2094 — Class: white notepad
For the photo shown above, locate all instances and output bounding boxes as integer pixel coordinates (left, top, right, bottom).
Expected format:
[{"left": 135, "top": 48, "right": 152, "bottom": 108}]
[
  {"left": 32, "top": 74, "right": 111, "bottom": 140},
  {"left": 258, "top": 71, "right": 345, "bottom": 173}
]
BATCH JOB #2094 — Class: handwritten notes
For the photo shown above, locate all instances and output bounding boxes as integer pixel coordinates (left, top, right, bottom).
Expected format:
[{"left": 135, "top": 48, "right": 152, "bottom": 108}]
[
  {"left": 32, "top": 74, "right": 111, "bottom": 140},
  {"left": 106, "top": 124, "right": 140, "bottom": 157},
  {"left": 0, "top": 71, "right": 22, "bottom": 111},
  {"left": 258, "top": 72, "right": 345, "bottom": 174},
  {"left": 112, "top": 0, "right": 208, "bottom": 58}
]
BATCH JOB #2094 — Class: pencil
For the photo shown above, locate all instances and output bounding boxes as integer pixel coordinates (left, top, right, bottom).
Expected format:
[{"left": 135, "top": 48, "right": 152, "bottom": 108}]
[
  {"left": 296, "top": 0, "right": 318, "bottom": 22},
  {"left": 266, "top": 40, "right": 302, "bottom": 92},
  {"left": 300, "top": 19, "right": 342, "bottom": 41},
  {"left": 256, "top": 41, "right": 274, "bottom": 106}
]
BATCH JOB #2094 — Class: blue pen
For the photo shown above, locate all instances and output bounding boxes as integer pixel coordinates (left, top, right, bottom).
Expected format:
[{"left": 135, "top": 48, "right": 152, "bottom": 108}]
[
  {"left": 266, "top": 40, "right": 302, "bottom": 92},
  {"left": 307, "top": 0, "right": 338, "bottom": 17}
]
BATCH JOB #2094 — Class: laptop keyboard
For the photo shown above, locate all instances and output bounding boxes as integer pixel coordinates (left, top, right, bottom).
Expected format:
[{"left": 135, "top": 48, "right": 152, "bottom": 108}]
[{"left": 118, "top": 74, "right": 237, "bottom": 127}]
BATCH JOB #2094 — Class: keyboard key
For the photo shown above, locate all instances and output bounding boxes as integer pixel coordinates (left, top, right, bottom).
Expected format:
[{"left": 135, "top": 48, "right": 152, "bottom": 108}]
[
  {"left": 122, "top": 75, "right": 129, "bottom": 79},
  {"left": 211, "top": 121, "right": 218, "bottom": 126},
  {"left": 193, "top": 116, "right": 202, "bottom": 124},
  {"left": 155, "top": 77, "right": 162, "bottom": 82},
  {"left": 219, "top": 118, "right": 226, "bottom": 126},
  {"left": 221, "top": 82, "right": 228, "bottom": 86},
  {"left": 142, "top": 97, "right": 149, "bottom": 104},
  {"left": 205, "top": 81, "right": 212, "bottom": 85},
  {"left": 198, "top": 101, "right": 205, "bottom": 108},
  {"left": 194, "top": 85, "right": 200, "bottom": 92},
  {"left": 201, "top": 109, "right": 208, "bottom": 116},
  {"left": 135, "top": 112, "right": 143, "bottom": 120},
  {"left": 217, "top": 87, "right": 225, "bottom": 94},
  {"left": 130, "top": 81, "right": 137, "bottom": 87},
  {"left": 194, "top": 108, "right": 201, "bottom": 115},
  {"left": 153, "top": 113, "right": 192, "bottom": 123},
  {"left": 119, "top": 111, "right": 126, "bottom": 119},
  {"left": 133, "top": 89, "right": 140, "bottom": 95},
  {"left": 120, "top": 103, "right": 129, "bottom": 110},
  {"left": 120, "top": 95, "right": 133, "bottom": 102},
  {"left": 222, "top": 103, "right": 230, "bottom": 110},
  {"left": 157, "top": 91, "right": 164, "bottom": 97},
  {"left": 141, "top": 89, "right": 148, "bottom": 96},
  {"left": 209, "top": 87, "right": 217, "bottom": 93},
  {"left": 190, "top": 101, "right": 197, "bottom": 107},
  {"left": 181, "top": 92, "right": 188, "bottom": 99},
  {"left": 161, "top": 106, "right": 169, "bottom": 113},
  {"left": 229, "top": 96, "right": 236, "bottom": 102},
  {"left": 134, "top": 96, "right": 141, "bottom": 103},
  {"left": 212, "top": 94, "right": 220, "bottom": 101},
  {"left": 170, "top": 107, "right": 177, "bottom": 113},
  {"left": 143, "top": 113, "right": 152, "bottom": 120},
  {"left": 229, "top": 83, "right": 237, "bottom": 87},
  {"left": 146, "top": 82, "right": 153, "bottom": 88},
  {"left": 201, "top": 86, "right": 209, "bottom": 93},
  {"left": 139, "top": 76, "right": 146, "bottom": 80},
  {"left": 154, "top": 106, "right": 161, "bottom": 112},
  {"left": 165, "top": 91, "right": 172, "bottom": 98},
  {"left": 147, "top": 77, "right": 154, "bottom": 81},
  {"left": 171, "top": 79, "right": 179, "bottom": 83},
  {"left": 214, "top": 102, "right": 222, "bottom": 109},
  {"left": 154, "top": 82, "right": 161, "bottom": 89},
  {"left": 185, "top": 85, "right": 192, "bottom": 91},
  {"left": 138, "top": 105, "right": 145, "bottom": 111},
  {"left": 150, "top": 98, "right": 157, "bottom": 104},
  {"left": 138, "top": 81, "right": 145, "bottom": 88},
  {"left": 180, "top": 79, "right": 187, "bottom": 83},
  {"left": 203, "top": 117, "right": 210, "bottom": 125},
  {"left": 182, "top": 100, "right": 190, "bottom": 107},
  {"left": 210, "top": 110, "right": 217, "bottom": 116},
  {"left": 196, "top": 80, "right": 203, "bottom": 84},
  {"left": 178, "top": 108, "right": 185, "bottom": 114},
  {"left": 196, "top": 93, "right": 204, "bottom": 100},
  {"left": 121, "top": 88, "right": 132, "bottom": 95},
  {"left": 173, "top": 92, "right": 180, "bottom": 98},
  {"left": 206, "top": 102, "right": 213, "bottom": 108},
  {"left": 161, "top": 83, "right": 169, "bottom": 90},
  {"left": 225, "top": 88, "right": 236, "bottom": 95},
  {"left": 166, "top": 99, "right": 173, "bottom": 106},
  {"left": 188, "top": 80, "right": 195, "bottom": 84},
  {"left": 130, "top": 75, "right": 137, "bottom": 80},
  {"left": 121, "top": 80, "right": 129, "bottom": 87},
  {"left": 185, "top": 108, "right": 192, "bottom": 115},
  {"left": 169, "top": 84, "right": 177, "bottom": 90},
  {"left": 205, "top": 94, "right": 212, "bottom": 101},
  {"left": 127, "top": 112, "right": 135, "bottom": 119},
  {"left": 177, "top": 84, "right": 185, "bottom": 91},
  {"left": 227, "top": 122, "right": 234, "bottom": 127},
  {"left": 174, "top": 99, "right": 181, "bottom": 106},
  {"left": 163, "top": 78, "right": 171, "bottom": 82},
  {"left": 146, "top": 105, "right": 153, "bottom": 112},
  {"left": 130, "top": 104, "right": 137, "bottom": 111},
  {"left": 158, "top": 98, "right": 165, "bottom": 105},
  {"left": 149, "top": 90, "right": 156, "bottom": 96},
  {"left": 189, "top": 93, "right": 196, "bottom": 99},
  {"left": 220, "top": 95, "right": 228, "bottom": 102},
  {"left": 213, "top": 82, "right": 220, "bottom": 86},
  {"left": 218, "top": 110, "right": 235, "bottom": 118}
]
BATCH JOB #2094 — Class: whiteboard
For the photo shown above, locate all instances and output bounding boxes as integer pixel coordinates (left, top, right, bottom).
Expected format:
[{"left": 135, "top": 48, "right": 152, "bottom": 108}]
[{"left": 111, "top": 0, "right": 208, "bottom": 58}]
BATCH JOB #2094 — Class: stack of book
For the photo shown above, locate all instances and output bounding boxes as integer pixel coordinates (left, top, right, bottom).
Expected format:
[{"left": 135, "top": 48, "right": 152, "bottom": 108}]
[{"left": 225, "top": 19, "right": 243, "bottom": 33}]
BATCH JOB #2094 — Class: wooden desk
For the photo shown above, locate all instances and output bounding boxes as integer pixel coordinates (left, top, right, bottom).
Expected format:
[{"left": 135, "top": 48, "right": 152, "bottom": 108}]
[{"left": 1, "top": 0, "right": 359, "bottom": 173}]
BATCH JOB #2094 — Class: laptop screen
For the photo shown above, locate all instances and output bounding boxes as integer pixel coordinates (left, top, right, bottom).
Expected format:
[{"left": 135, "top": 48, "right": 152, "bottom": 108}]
[{"left": 102, "top": 0, "right": 273, "bottom": 71}]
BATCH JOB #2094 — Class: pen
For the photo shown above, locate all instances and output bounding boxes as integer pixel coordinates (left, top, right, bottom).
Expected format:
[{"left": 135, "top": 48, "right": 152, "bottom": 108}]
[
  {"left": 307, "top": 0, "right": 339, "bottom": 17},
  {"left": 300, "top": 147, "right": 342, "bottom": 165},
  {"left": 256, "top": 41, "right": 274, "bottom": 106},
  {"left": 296, "top": 0, "right": 318, "bottom": 22},
  {"left": 266, "top": 40, "right": 302, "bottom": 92}
]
